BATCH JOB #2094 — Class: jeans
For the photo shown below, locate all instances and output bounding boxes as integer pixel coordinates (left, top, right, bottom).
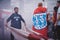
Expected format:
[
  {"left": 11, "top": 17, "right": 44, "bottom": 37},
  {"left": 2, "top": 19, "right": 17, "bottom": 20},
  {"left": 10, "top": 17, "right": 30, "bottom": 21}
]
[{"left": 11, "top": 33, "right": 14, "bottom": 40}]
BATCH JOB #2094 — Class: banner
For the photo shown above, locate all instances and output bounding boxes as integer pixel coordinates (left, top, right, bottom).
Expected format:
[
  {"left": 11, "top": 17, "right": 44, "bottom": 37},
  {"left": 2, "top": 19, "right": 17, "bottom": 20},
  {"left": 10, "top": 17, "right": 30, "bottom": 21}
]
[{"left": 33, "top": 13, "right": 47, "bottom": 30}]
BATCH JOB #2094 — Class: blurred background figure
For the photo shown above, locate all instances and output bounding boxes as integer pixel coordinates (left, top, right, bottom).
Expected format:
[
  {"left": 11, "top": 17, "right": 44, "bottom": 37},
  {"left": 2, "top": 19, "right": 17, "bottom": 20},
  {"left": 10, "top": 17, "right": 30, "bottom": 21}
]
[
  {"left": 47, "top": 14, "right": 55, "bottom": 39},
  {"left": 53, "top": 1, "right": 60, "bottom": 40},
  {"left": 53, "top": 0, "right": 60, "bottom": 24},
  {"left": 55, "top": 4, "right": 60, "bottom": 40}
]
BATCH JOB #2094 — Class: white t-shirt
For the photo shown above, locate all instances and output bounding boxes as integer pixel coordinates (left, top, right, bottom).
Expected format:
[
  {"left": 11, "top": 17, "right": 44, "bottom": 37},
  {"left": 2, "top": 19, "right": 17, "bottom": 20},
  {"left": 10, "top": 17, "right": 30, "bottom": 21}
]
[
  {"left": 57, "top": 6, "right": 60, "bottom": 19},
  {"left": 57, "top": 6, "right": 60, "bottom": 14}
]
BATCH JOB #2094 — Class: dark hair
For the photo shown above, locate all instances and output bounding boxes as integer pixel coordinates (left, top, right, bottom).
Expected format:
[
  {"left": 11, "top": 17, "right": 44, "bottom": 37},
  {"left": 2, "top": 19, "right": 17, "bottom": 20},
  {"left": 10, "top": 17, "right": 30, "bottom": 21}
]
[
  {"left": 57, "top": 1, "right": 60, "bottom": 3},
  {"left": 14, "top": 7, "right": 18, "bottom": 10},
  {"left": 38, "top": 3, "right": 42, "bottom": 7}
]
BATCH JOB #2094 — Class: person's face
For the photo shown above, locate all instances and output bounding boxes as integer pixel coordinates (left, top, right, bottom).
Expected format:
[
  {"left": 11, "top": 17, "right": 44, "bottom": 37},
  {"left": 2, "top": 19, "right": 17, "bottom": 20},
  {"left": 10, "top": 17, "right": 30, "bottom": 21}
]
[{"left": 14, "top": 8, "right": 18, "bottom": 13}]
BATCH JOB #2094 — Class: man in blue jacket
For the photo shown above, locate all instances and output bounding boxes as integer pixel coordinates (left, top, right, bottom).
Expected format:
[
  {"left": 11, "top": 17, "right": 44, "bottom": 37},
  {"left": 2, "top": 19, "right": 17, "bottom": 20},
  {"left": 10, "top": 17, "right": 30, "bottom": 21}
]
[{"left": 6, "top": 7, "right": 26, "bottom": 40}]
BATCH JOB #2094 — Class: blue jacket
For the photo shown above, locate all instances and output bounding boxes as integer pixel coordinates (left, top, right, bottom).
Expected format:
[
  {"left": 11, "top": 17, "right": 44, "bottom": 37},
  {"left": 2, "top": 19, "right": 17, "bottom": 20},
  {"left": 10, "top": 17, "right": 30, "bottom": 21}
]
[{"left": 7, "top": 13, "right": 25, "bottom": 29}]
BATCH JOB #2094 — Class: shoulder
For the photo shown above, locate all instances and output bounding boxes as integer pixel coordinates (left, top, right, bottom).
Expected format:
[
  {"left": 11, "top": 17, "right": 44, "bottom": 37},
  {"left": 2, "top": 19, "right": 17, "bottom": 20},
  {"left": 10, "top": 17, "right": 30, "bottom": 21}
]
[
  {"left": 11, "top": 13, "right": 15, "bottom": 15},
  {"left": 43, "top": 7, "right": 47, "bottom": 12},
  {"left": 34, "top": 8, "right": 39, "bottom": 12},
  {"left": 18, "top": 14, "right": 22, "bottom": 17},
  {"left": 34, "top": 7, "right": 43, "bottom": 14},
  {"left": 10, "top": 13, "right": 16, "bottom": 17},
  {"left": 43, "top": 7, "right": 47, "bottom": 10}
]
